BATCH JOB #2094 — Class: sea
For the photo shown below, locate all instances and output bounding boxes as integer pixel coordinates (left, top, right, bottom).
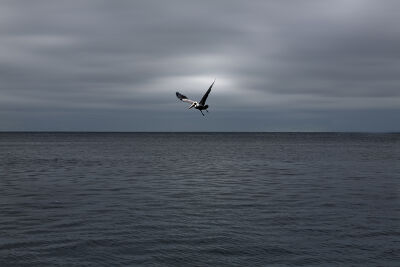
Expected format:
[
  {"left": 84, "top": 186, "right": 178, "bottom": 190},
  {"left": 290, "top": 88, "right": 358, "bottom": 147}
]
[{"left": 0, "top": 132, "right": 399, "bottom": 266}]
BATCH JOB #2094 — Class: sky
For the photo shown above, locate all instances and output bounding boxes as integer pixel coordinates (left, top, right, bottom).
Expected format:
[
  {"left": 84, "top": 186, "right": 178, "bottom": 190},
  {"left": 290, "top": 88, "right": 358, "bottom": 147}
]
[{"left": 1, "top": 0, "right": 399, "bottom": 132}]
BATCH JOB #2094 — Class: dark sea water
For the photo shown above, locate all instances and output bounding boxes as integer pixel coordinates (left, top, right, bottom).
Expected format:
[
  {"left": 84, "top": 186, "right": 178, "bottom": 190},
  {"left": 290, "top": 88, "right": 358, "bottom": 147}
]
[{"left": 0, "top": 132, "right": 399, "bottom": 266}]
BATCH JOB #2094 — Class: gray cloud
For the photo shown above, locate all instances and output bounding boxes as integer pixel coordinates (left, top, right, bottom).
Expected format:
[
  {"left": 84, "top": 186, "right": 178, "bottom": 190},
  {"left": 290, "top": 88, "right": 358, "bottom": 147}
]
[{"left": 0, "top": 0, "right": 399, "bottom": 131}]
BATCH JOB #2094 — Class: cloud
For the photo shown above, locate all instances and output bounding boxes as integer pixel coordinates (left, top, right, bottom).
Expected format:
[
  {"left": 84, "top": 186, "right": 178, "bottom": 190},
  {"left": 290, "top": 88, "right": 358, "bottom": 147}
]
[{"left": 0, "top": 0, "right": 399, "bottom": 131}]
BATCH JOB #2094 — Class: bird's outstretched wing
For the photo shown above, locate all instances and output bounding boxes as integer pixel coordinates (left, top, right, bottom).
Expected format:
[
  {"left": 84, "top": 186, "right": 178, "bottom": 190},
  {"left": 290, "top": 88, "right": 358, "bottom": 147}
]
[
  {"left": 199, "top": 79, "right": 215, "bottom": 106},
  {"left": 176, "top": 92, "right": 195, "bottom": 104}
]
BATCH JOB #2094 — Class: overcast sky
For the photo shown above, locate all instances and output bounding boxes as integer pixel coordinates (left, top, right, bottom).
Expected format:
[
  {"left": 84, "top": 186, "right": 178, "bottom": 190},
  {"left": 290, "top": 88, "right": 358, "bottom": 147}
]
[{"left": 1, "top": 0, "right": 399, "bottom": 131}]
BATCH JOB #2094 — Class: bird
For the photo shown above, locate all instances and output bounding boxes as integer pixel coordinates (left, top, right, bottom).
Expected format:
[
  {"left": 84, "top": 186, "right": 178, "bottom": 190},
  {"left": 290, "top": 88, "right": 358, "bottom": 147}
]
[{"left": 176, "top": 79, "right": 215, "bottom": 116}]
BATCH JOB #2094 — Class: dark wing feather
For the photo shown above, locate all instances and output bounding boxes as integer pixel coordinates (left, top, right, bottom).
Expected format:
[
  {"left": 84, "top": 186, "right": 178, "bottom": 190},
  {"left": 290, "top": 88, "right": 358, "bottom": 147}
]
[
  {"left": 176, "top": 92, "right": 195, "bottom": 104},
  {"left": 176, "top": 92, "right": 187, "bottom": 100},
  {"left": 199, "top": 79, "right": 215, "bottom": 105}
]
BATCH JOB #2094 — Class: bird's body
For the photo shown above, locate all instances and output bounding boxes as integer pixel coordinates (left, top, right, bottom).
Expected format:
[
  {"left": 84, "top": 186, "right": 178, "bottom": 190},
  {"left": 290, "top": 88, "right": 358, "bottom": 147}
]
[{"left": 176, "top": 79, "right": 215, "bottom": 116}]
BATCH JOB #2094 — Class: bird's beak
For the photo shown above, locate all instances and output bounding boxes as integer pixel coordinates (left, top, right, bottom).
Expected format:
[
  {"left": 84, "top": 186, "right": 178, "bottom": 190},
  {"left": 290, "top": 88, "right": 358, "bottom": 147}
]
[{"left": 189, "top": 103, "right": 196, "bottom": 109}]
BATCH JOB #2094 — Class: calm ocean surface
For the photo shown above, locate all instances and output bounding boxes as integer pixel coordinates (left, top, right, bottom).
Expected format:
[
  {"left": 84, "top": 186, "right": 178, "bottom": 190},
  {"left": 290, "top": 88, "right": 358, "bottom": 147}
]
[{"left": 0, "top": 132, "right": 399, "bottom": 266}]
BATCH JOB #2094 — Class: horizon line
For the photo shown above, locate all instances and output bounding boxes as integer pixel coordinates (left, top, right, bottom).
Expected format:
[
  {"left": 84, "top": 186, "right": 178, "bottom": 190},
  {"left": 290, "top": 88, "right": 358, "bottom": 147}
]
[{"left": 0, "top": 131, "right": 398, "bottom": 134}]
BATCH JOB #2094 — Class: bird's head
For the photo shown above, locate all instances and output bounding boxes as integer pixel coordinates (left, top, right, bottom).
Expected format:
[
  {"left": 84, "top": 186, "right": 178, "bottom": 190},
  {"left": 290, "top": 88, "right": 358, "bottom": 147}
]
[{"left": 189, "top": 102, "right": 197, "bottom": 109}]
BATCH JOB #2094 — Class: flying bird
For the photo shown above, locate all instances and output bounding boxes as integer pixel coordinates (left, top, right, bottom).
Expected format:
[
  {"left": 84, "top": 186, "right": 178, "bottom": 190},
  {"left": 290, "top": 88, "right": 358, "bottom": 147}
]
[{"left": 176, "top": 79, "right": 215, "bottom": 116}]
